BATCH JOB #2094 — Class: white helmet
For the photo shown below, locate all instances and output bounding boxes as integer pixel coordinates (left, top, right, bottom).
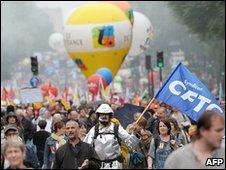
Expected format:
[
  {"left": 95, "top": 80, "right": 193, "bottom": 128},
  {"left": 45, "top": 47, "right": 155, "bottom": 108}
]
[{"left": 96, "top": 104, "right": 114, "bottom": 114}]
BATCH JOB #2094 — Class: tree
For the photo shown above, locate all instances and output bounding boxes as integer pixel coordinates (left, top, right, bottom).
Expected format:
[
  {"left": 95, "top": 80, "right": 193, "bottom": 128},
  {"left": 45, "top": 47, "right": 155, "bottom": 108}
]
[
  {"left": 168, "top": 1, "right": 225, "bottom": 41},
  {"left": 1, "top": 2, "right": 54, "bottom": 81},
  {"left": 168, "top": 1, "right": 225, "bottom": 92}
]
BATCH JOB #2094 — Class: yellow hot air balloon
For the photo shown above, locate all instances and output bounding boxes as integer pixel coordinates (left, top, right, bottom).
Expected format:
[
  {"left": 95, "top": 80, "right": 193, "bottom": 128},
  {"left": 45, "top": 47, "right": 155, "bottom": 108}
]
[{"left": 64, "top": 2, "right": 132, "bottom": 78}]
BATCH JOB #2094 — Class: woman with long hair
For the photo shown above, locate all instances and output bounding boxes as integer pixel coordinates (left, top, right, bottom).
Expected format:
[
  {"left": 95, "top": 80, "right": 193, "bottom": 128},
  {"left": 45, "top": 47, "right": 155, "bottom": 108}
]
[
  {"left": 168, "top": 117, "right": 188, "bottom": 146},
  {"left": 147, "top": 119, "right": 179, "bottom": 169}
]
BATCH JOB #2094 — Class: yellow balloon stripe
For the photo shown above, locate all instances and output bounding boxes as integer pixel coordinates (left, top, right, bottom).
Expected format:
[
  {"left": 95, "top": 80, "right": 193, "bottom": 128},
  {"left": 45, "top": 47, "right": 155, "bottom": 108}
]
[
  {"left": 68, "top": 48, "right": 129, "bottom": 78},
  {"left": 66, "top": 3, "right": 128, "bottom": 25}
]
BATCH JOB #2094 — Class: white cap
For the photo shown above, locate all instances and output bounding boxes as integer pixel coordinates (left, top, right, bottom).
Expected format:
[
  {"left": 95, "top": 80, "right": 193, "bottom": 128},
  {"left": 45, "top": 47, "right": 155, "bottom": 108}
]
[{"left": 96, "top": 104, "right": 114, "bottom": 114}]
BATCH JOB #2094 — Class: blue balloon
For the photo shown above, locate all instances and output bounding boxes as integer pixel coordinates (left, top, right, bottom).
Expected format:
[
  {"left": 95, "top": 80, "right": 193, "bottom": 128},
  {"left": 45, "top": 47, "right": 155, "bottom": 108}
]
[{"left": 97, "top": 68, "right": 113, "bottom": 85}]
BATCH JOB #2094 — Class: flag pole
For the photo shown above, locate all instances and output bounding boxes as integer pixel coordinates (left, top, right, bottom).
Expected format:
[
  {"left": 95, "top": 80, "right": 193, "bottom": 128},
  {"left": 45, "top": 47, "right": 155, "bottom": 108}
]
[
  {"left": 135, "top": 63, "right": 182, "bottom": 124},
  {"left": 135, "top": 97, "right": 155, "bottom": 124}
]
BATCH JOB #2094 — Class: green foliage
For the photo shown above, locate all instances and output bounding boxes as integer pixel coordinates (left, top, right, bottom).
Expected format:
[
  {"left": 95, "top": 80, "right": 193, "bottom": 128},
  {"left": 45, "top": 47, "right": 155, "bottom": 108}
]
[
  {"left": 1, "top": 2, "right": 54, "bottom": 81},
  {"left": 168, "top": 1, "right": 225, "bottom": 41}
]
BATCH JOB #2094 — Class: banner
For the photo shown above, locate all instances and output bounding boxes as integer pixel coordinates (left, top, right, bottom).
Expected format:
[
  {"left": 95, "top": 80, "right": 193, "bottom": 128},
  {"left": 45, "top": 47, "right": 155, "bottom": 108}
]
[
  {"left": 20, "top": 88, "right": 43, "bottom": 104},
  {"left": 155, "top": 63, "right": 223, "bottom": 121}
]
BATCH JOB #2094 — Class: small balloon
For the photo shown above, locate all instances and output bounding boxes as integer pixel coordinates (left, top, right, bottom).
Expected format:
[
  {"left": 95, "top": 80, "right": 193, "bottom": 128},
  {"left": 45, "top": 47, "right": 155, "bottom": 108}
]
[
  {"left": 48, "top": 32, "right": 64, "bottom": 51},
  {"left": 97, "top": 68, "right": 113, "bottom": 85}
]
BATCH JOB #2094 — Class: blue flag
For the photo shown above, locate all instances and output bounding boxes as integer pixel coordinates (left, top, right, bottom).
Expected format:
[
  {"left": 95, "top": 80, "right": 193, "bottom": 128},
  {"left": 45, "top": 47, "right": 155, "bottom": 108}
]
[{"left": 155, "top": 63, "right": 223, "bottom": 122}]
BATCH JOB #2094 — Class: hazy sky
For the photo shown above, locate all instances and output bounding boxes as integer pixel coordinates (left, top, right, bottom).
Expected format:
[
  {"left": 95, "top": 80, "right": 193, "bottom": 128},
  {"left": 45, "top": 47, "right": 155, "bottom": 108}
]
[{"left": 35, "top": 1, "right": 96, "bottom": 21}]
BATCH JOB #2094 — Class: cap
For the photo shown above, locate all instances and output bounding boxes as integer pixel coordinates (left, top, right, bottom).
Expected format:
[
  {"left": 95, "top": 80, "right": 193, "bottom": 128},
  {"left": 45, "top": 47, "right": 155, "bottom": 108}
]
[
  {"left": 6, "top": 112, "right": 18, "bottom": 122},
  {"left": 4, "top": 125, "right": 18, "bottom": 134}
]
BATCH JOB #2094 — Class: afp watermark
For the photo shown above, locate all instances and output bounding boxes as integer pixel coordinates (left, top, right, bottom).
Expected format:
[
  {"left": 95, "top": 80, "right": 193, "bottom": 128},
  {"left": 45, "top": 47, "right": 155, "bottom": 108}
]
[{"left": 206, "top": 158, "right": 224, "bottom": 166}]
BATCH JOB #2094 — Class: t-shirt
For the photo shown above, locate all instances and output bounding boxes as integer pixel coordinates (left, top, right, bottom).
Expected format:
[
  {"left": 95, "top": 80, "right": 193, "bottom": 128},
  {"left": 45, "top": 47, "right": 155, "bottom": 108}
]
[{"left": 164, "top": 143, "right": 225, "bottom": 169}]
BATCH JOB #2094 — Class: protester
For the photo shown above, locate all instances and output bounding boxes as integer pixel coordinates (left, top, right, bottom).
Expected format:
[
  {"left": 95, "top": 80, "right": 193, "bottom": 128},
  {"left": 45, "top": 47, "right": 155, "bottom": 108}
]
[
  {"left": 126, "top": 112, "right": 142, "bottom": 134},
  {"left": 147, "top": 107, "right": 167, "bottom": 138},
  {"left": 3, "top": 125, "right": 22, "bottom": 142},
  {"left": 5, "top": 112, "right": 23, "bottom": 140},
  {"left": 85, "top": 109, "right": 98, "bottom": 132},
  {"left": 52, "top": 113, "right": 62, "bottom": 124},
  {"left": 59, "top": 111, "right": 68, "bottom": 123},
  {"left": 52, "top": 120, "right": 101, "bottom": 169},
  {"left": 37, "top": 109, "right": 52, "bottom": 133},
  {"left": 2, "top": 125, "right": 39, "bottom": 169},
  {"left": 1, "top": 117, "right": 5, "bottom": 142},
  {"left": 2, "top": 125, "right": 22, "bottom": 169},
  {"left": 167, "top": 117, "right": 187, "bottom": 146},
  {"left": 147, "top": 119, "right": 179, "bottom": 169},
  {"left": 188, "top": 124, "right": 197, "bottom": 142},
  {"left": 2, "top": 139, "right": 29, "bottom": 169},
  {"left": 55, "top": 101, "right": 63, "bottom": 113},
  {"left": 6, "top": 105, "right": 15, "bottom": 114},
  {"left": 84, "top": 103, "right": 140, "bottom": 169},
  {"left": 164, "top": 110, "right": 225, "bottom": 169},
  {"left": 68, "top": 110, "right": 80, "bottom": 121},
  {"left": 33, "top": 120, "right": 50, "bottom": 168},
  {"left": 170, "top": 108, "right": 191, "bottom": 129},
  {"left": 20, "top": 107, "right": 36, "bottom": 143},
  {"left": 129, "top": 117, "right": 152, "bottom": 169},
  {"left": 77, "top": 120, "right": 87, "bottom": 141},
  {"left": 43, "top": 121, "right": 66, "bottom": 169},
  {"left": 78, "top": 105, "right": 88, "bottom": 122},
  {"left": 51, "top": 113, "right": 63, "bottom": 132}
]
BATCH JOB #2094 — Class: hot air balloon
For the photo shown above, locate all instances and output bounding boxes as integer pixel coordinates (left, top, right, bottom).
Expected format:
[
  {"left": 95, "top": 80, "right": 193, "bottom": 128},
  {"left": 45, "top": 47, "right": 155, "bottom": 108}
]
[
  {"left": 64, "top": 2, "right": 132, "bottom": 79},
  {"left": 128, "top": 11, "right": 154, "bottom": 56}
]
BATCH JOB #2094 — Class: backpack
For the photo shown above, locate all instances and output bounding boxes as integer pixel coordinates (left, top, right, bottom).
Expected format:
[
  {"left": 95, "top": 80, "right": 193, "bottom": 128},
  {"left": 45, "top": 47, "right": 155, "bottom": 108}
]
[
  {"left": 25, "top": 140, "right": 40, "bottom": 168},
  {"left": 93, "top": 124, "right": 124, "bottom": 163},
  {"left": 94, "top": 123, "right": 121, "bottom": 146}
]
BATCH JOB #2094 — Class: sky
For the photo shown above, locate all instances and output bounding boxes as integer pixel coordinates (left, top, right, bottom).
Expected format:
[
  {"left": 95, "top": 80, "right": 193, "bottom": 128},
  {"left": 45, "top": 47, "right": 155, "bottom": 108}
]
[{"left": 35, "top": 1, "right": 96, "bottom": 21}]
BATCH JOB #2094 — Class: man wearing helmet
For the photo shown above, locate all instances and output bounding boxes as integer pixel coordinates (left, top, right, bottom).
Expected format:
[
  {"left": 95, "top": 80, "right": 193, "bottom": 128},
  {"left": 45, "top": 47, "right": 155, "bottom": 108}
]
[{"left": 84, "top": 103, "right": 140, "bottom": 169}]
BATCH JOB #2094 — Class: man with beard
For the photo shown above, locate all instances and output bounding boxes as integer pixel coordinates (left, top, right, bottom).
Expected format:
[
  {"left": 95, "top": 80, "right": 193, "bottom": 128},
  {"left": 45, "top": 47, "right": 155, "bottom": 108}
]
[
  {"left": 52, "top": 120, "right": 100, "bottom": 169},
  {"left": 84, "top": 103, "right": 140, "bottom": 169}
]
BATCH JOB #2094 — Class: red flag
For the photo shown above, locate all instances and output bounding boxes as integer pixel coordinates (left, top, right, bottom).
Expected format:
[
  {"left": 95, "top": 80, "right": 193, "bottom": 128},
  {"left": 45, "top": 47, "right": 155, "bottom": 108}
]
[
  {"left": 62, "top": 87, "right": 68, "bottom": 101},
  {"left": 1, "top": 87, "right": 9, "bottom": 100},
  {"left": 9, "top": 87, "right": 15, "bottom": 100}
]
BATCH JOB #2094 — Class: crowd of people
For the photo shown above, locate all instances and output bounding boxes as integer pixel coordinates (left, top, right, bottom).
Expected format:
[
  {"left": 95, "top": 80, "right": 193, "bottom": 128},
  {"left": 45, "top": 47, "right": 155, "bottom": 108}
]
[{"left": 1, "top": 98, "right": 225, "bottom": 169}]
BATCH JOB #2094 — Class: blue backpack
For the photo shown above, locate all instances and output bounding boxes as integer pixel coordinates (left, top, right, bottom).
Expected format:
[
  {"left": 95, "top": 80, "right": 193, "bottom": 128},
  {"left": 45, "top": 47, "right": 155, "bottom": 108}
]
[{"left": 25, "top": 140, "right": 40, "bottom": 168}]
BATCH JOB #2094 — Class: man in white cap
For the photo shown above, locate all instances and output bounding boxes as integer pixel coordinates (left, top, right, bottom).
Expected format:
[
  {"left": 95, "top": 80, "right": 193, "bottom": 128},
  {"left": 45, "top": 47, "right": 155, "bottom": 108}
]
[{"left": 84, "top": 103, "right": 140, "bottom": 169}]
